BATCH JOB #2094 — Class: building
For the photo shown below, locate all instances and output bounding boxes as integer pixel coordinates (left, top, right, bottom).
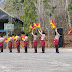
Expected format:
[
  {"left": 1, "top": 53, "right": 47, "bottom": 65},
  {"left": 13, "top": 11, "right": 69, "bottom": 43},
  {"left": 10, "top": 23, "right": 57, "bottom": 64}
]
[{"left": 0, "top": 8, "right": 23, "bottom": 30}]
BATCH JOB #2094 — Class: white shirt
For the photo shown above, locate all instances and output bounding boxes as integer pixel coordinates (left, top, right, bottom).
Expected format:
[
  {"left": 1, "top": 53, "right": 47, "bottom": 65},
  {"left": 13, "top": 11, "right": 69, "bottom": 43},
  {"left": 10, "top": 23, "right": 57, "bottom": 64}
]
[
  {"left": 39, "top": 31, "right": 46, "bottom": 40},
  {"left": 0, "top": 37, "right": 4, "bottom": 42},
  {"left": 54, "top": 28, "right": 60, "bottom": 40},
  {"left": 16, "top": 36, "right": 21, "bottom": 41},
  {"left": 24, "top": 36, "right": 29, "bottom": 41},
  {"left": 32, "top": 32, "right": 38, "bottom": 41},
  {"left": 9, "top": 37, "right": 13, "bottom": 42}
]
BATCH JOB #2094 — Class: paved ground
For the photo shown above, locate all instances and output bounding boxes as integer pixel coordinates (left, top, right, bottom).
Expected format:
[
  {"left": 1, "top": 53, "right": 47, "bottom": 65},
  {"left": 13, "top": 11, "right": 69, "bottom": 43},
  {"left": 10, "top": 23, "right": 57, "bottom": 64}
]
[{"left": 0, "top": 48, "right": 72, "bottom": 72}]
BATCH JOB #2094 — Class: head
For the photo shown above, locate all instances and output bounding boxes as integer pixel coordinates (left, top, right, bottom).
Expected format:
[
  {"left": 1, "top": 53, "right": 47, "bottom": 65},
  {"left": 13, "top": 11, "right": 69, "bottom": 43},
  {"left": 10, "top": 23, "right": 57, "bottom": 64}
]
[
  {"left": 1, "top": 35, "right": 3, "bottom": 37},
  {"left": 34, "top": 33, "right": 37, "bottom": 35},
  {"left": 26, "top": 33, "right": 28, "bottom": 36},
  {"left": 17, "top": 33, "right": 20, "bottom": 36},
  {"left": 42, "top": 31, "right": 45, "bottom": 34},
  {"left": 12, "top": 34, "right": 14, "bottom": 36},
  {"left": 21, "top": 32, "right": 25, "bottom": 34}
]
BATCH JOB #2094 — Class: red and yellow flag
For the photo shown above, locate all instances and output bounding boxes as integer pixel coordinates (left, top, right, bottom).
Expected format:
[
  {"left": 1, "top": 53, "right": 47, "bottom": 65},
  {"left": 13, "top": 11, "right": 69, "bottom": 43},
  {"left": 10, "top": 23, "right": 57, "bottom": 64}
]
[
  {"left": 33, "top": 23, "right": 37, "bottom": 29},
  {"left": 5, "top": 38, "right": 9, "bottom": 43},
  {"left": 50, "top": 20, "right": 53, "bottom": 24},
  {"left": 50, "top": 20, "right": 56, "bottom": 28},
  {"left": 52, "top": 22, "right": 56, "bottom": 28},
  {"left": 30, "top": 25, "right": 33, "bottom": 29},
  {"left": 68, "top": 29, "right": 71, "bottom": 34},
  {"left": 21, "top": 35, "right": 25, "bottom": 41},
  {"left": 14, "top": 36, "right": 17, "bottom": 39},
  {"left": 30, "top": 23, "right": 40, "bottom": 29},
  {"left": 33, "top": 23, "right": 40, "bottom": 29},
  {"left": 12, "top": 36, "right": 16, "bottom": 40},
  {"left": 36, "top": 23, "right": 40, "bottom": 28},
  {"left": 33, "top": 23, "right": 36, "bottom": 27}
]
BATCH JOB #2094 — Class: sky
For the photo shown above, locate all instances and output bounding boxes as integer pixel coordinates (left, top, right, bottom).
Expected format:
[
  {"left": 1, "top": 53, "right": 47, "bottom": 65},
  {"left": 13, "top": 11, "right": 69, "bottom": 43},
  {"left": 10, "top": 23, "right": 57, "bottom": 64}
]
[{"left": 0, "top": 0, "right": 5, "bottom": 4}]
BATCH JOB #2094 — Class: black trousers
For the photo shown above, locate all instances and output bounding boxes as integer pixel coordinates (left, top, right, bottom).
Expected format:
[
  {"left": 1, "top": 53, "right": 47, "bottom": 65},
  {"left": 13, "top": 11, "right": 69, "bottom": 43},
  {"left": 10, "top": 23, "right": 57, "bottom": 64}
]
[
  {"left": 42, "top": 46, "right": 45, "bottom": 53},
  {"left": 17, "top": 45, "right": 20, "bottom": 53},
  {"left": 34, "top": 46, "right": 37, "bottom": 53},
  {"left": 55, "top": 45, "right": 59, "bottom": 53},
  {"left": 25, "top": 46, "right": 27, "bottom": 53},
  {"left": 9, "top": 47, "right": 12, "bottom": 52},
  {"left": 0, "top": 46, "right": 3, "bottom": 52}
]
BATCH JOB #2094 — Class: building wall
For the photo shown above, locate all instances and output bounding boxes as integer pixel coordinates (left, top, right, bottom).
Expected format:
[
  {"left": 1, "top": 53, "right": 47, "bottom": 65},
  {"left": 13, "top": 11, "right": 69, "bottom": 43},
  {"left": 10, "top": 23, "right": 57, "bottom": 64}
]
[{"left": 0, "top": 19, "right": 8, "bottom": 30}]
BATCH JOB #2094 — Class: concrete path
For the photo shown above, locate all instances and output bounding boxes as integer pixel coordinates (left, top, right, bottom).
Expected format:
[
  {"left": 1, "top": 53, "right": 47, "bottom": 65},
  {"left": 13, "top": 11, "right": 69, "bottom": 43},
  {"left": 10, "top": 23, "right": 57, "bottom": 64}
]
[{"left": 0, "top": 48, "right": 72, "bottom": 72}]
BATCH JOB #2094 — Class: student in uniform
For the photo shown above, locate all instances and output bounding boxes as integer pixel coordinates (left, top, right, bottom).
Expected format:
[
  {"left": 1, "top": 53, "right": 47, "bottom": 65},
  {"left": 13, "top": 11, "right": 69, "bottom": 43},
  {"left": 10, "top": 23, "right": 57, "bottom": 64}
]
[
  {"left": 54, "top": 27, "right": 60, "bottom": 53},
  {"left": 32, "top": 29, "right": 38, "bottom": 53},
  {"left": 38, "top": 28, "right": 46, "bottom": 53},
  {"left": 8, "top": 35, "right": 13, "bottom": 53},
  {"left": 0, "top": 36, "right": 4, "bottom": 52},
  {"left": 16, "top": 34, "right": 21, "bottom": 53},
  {"left": 24, "top": 34, "right": 29, "bottom": 53}
]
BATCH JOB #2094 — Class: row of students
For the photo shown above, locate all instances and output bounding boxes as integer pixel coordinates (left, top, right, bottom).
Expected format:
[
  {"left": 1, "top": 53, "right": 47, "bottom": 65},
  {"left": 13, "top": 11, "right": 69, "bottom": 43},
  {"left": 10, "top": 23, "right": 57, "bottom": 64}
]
[{"left": 0, "top": 27, "right": 60, "bottom": 53}]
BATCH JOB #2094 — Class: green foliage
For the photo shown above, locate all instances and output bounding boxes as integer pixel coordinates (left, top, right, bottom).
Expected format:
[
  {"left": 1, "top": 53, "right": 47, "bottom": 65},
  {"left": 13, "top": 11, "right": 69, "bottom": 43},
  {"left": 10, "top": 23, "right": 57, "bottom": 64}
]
[
  {"left": 8, "top": 22, "right": 11, "bottom": 24},
  {"left": 68, "top": 0, "right": 72, "bottom": 11},
  {"left": 21, "top": 0, "right": 37, "bottom": 35},
  {"left": 21, "top": 0, "right": 24, "bottom": 3},
  {"left": 14, "top": 21, "right": 22, "bottom": 34},
  {"left": 5, "top": 0, "right": 37, "bottom": 38},
  {"left": 5, "top": 0, "right": 23, "bottom": 14}
]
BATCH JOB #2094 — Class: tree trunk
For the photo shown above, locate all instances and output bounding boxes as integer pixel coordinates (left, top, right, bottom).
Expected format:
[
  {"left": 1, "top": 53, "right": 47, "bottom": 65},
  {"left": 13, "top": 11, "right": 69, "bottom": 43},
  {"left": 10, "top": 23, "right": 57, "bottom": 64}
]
[{"left": 66, "top": 0, "right": 71, "bottom": 28}]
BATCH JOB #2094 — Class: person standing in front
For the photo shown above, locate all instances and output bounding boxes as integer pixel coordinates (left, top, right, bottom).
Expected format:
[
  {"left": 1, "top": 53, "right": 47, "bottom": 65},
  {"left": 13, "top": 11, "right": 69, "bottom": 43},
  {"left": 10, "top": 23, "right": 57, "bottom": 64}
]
[
  {"left": 8, "top": 35, "right": 13, "bottom": 53},
  {"left": 0, "top": 35, "right": 4, "bottom": 52},
  {"left": 38, "top": 28, "right": 46, "bottom": 53},
  {"left": 54, "top": 27, "right": 60, "bottom": 53},
  {"left": 16, "top": 34, "right": 21, "bottom": 53},
  {"left": 24, "top": 34, "right": 29, "bottom": 53},
  {"left": 32, "top": 29, "right": 38, "bottom": 53}
]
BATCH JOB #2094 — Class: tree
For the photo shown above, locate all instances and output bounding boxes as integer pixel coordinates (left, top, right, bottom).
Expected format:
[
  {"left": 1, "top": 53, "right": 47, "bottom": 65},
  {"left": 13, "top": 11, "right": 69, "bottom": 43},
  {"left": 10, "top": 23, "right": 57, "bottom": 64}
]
[
  {"left": 21, "top": 0, "right": 37, "bottom": 34},
  {"left": 4, "top": 0, "right": 37, "bottom": 36},
  {"left": 67, "top": 0, "right": 72, "bottom": 28},
  {"left": 4, "top": 0, "right": 23, "bottom": 20}
]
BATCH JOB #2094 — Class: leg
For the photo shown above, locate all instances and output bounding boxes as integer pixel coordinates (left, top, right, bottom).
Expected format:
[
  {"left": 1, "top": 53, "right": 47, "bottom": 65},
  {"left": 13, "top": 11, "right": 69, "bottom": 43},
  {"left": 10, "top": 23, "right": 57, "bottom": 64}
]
[
  {"left": 9, "top": 47, "right": 12, "bottom": 53},
  {"left": 25, "top": 46, "right": 27, "bottom": 53},
  {"left": 42, "top": 46, "right": 45, "bottom": 53},
  {"left": 17, "top": 46, "right": 20, "bottom": 53},
  {"left": 0, "top": 46, "right": 1, "bottom": 52},
  {"left": 55, "top": 45, "right": 59, "bottom": 53},
  {"left": 1, "top": 46, "right": 3, "bottom": 52},
  {"left": 34, "top": 46, "right": 37, "bottom": 53}
]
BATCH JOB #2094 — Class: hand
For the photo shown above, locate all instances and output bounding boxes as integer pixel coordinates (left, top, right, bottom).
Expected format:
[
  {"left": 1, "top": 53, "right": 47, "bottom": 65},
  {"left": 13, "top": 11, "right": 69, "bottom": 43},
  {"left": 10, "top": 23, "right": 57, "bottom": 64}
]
[
  {"left": 54, "top": 26, "right": 56, "bottom": 29},
  {"left": 40, "top": 27, "right": 42, "bottom": 31},
  {"left": 38, "top": 29, "right": 39, "bottom": 32},
  {"left": 32, "top": 29, "right": 34, "bottom": 32}
]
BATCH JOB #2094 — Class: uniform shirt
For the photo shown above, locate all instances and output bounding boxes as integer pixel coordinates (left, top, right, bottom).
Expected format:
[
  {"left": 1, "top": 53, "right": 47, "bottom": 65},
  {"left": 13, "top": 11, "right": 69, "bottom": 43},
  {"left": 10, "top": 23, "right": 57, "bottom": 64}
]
[
  {"left": 0, "top": 37, "right": 4, "bottom": 42},
  {"left": 54, "top": 28, "right": 60, "bottom": 40},
  {"left": 39, "top": 30, "right": 46, "bottom": 40},
  {"left": 16, "top": 36, "right": 21, "bottom": 41},
  {"left": 32, "top": 32, "right": 38, "bottom": 41},
  {"left": 9, "top": 37, "right": 13, "bottom": 42},
  {"left": 24, "top": 36, "right": 29, "bottom": 41}
]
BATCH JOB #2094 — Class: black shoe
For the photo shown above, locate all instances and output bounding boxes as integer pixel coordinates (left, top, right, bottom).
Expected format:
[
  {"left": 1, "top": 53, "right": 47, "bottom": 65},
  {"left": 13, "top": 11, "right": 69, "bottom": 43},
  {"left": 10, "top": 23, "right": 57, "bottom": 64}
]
[
  {"left": 9, "top": 51, "right": 12, "bottom": 53},
  {"left": 56, "top": 52, "right": 59, "bottom": 53}
]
